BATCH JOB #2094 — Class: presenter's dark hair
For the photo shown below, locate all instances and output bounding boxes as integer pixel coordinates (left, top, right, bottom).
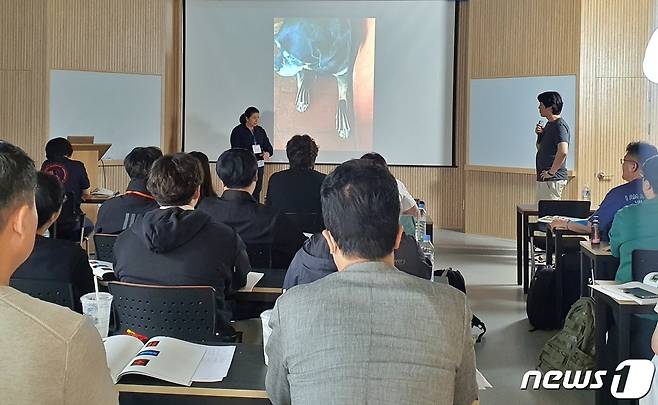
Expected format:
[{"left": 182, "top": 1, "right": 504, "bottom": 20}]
[
  {"left": 537, "top": 91, "right": 563, "bottom": 114},
  {"left": 189, "top": 151, "right": 218, "bottom": 199},
  {"left": 35, "top": 172, "right": 64, "bottom": 229},
  {"left": 147, "top": 153, "right": 202, "bottom": 206},
  {"left": 45, "top": 137, "right": 73, "bottom": 160},
  {"left": 239, "top": 106, "right": 260, "bottom": 125},
  {"left": 124, "top": 146, "right": 163, "bottom": 180},
  {"left": 642, "top": 154, "right": 658, "bottom": 191},
  {"left": 626, "top": 141, "right": 658, "bottom": 166},
  {"left": 360, "top": 152, "right": 388, "bottom": 168},
  {"left": 216, "top": 148, "right": 258, "bottom": 189},
  {"left": 287, "top": 134, "right": 319, "bottom": 169},
  {"left": 321, "top": 159, "right": 400, "bottom": 259},
  {"left": 0, "top": 142, "right": 37, "bottom": 230}
]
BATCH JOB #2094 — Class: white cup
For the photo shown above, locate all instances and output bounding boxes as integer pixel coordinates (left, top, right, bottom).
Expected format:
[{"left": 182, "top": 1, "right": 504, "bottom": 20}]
[
  {"left": 261, "top": 309, "right": 273, "bottom": 365},
  {"left": 80, "top": 292, "right": 113, "bottom": 338}
]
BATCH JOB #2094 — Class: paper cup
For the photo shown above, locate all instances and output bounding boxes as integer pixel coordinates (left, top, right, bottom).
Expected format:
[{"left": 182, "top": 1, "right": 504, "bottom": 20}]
[
  {"left": 80, "top": 292, "right": 113, "bottom": 338},
  {"left": 261, "top": 309, "right": 273, "bottom": 365}
]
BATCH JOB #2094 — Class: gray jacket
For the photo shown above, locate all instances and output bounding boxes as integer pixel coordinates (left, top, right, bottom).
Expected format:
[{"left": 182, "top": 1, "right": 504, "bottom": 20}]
[{"left": 265, "top": 261, "right": 478, "bottom": 405}]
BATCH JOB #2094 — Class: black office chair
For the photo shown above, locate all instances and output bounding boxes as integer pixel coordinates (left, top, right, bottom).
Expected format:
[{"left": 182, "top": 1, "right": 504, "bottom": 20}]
[
  {"left": 108, "top": 281, "right": 241, "bottom": 343},
  {"left": 284, "top": 212, "right": 324, "bottom": 234},
  {"left": 632, "top": 249, "right": 658, "bottom": 281},
  {"left": 246, "top": 243, "right": 273, "bottom": 269},
  {"left": 94, "top": 233, "right": 118, "bottom": 262},
  {"left": 9, "top": 278, "right": 76, "bottom": 311}
]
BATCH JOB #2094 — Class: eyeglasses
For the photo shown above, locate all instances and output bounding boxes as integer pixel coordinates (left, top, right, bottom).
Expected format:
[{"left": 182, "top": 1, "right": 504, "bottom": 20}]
[{"left": 620, "top": 158, "right": 638, "bottom": 165}]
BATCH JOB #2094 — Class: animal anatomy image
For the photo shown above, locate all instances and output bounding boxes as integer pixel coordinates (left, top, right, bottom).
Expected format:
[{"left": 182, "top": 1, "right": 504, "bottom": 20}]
[{"left": 274, "top": 18, "right": 363, "bottom": 139}]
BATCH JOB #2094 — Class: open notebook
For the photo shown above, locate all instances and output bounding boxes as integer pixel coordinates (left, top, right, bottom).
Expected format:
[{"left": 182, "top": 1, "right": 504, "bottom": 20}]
[{"left": 103, "top": 335, "right": 235, "bottom": 386}]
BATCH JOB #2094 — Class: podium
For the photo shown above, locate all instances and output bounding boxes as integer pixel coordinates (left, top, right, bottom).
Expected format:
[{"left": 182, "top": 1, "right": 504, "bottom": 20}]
[{"left": 68, "top": 137, "right": 111, "bottom": 225}]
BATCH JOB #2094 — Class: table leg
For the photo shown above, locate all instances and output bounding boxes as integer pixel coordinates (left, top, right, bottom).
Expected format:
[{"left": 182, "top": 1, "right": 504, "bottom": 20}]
[
  {"left": 594, "top": 292, "right": 609, "bottom": 405},
  {"left": 517, "top": 211, "right": 522, "bottom": 286},
  {"left": 523, "top": 214, "right": 530, "bottom": 294},
  {"left": 580, "top": 251, "right": 586, "bottom": 297}
]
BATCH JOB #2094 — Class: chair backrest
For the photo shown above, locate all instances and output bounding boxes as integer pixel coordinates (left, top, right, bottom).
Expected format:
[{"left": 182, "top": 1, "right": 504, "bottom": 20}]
[
  {"left": 538, "top": 200, "right": 591, "bottom": 218},
  {"left": 632, "top": 249, "right": 658, "bottom": 282},
  {"left": 283, "top": 212, "right": 324, "bottom": 234},
  {"left": 9, "top": 278, "right": 76, "bottom": 310},
  {"left": 246, "top": 243, "right": 273, "bottom": 269},
  {"left": 94, "top": 233, "right": 119, "bottom": 262},
  {"left": 108, "top": 282, "right": 217, "bottom": 342}
]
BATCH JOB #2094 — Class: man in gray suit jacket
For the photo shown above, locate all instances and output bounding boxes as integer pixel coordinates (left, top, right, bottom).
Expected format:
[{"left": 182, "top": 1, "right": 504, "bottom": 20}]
[{"left": 266, "top": 159, "right": 478, "bottom": 405}]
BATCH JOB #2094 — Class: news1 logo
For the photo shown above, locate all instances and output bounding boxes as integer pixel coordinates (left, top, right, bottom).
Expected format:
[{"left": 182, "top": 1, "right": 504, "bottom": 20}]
[{"left": 520, "top": 360, "right": 655, "bottom": 399}]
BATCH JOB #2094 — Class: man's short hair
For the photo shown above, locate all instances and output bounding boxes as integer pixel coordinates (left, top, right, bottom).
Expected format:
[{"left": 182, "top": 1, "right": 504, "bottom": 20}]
[
  {"left": 0, "top": 142, "right": 37, "bottom": 230},
  {"left": 642, "top": 154, "right": 658, "bottom": 191},
  {"left": 321, "top": 159, "right": 400, "bottom": 259},
  {"left": 35, "top": 172, "right": 64, "bottom": 229},
  {"left": 286, "top": 135, "right": 319, "bottom": 169},
  {"left": 45, "top": 137, "right": 73, "bottom": 160},
  {"left": 216, "top": 148, "right": 258, "bottom": 189},
  {"left": 146, "top": 153, "right": 202, "bottom": 206},
  {"left": 537, "top": 91, "right": 564, "bottom": 114},
  {"left": 626, "top": 141, "right": 658, "bottom": 166},
  {"left": 360, "top": 152, "right": 387, "bottom": 168},
  {"left": 124, "top": 147, "right": 163, "bottom": 180}
]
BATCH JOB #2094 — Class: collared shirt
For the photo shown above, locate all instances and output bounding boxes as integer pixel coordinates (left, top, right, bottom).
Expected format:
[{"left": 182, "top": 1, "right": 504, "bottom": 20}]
[{"left": 95, "top": 179, "right": 159, "bottom": 234}]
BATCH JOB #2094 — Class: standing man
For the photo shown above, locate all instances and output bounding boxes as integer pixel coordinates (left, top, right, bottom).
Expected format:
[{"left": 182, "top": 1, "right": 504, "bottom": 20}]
[{"left": 535, "top": 91, "right": 570, "bottom": 201}]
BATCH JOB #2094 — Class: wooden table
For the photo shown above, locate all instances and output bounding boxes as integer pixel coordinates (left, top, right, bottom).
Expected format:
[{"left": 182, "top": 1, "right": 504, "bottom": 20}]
[
  {"left": 592, "top": 288, "right": 655, "bottom": 405},
  {"left": 516, "top": 203, "right": 538, "bottom": 293},
  {"left": 580, "top": 241, "right": 619, "bottom": 297},
  {"left": 118, "top": 344, "right": 271, "bottom": 404}
]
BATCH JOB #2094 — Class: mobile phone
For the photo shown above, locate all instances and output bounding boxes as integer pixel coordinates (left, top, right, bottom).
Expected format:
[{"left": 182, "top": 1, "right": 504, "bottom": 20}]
[{"left": 622, "top": 287, "right": 658, "bottom": 299}]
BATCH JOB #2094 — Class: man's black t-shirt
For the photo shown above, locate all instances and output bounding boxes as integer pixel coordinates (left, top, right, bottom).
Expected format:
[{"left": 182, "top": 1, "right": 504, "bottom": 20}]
[
  {"left": 535, "top": 117, "right": 570, "bottom": 181},
  {"left": 41, "top": 158, "right": 90, "bottom": 207}
]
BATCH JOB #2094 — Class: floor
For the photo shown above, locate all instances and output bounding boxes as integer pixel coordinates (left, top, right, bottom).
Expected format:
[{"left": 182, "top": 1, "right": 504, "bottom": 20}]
[{"left": 437, "top": 231, "right": 593, "bottom": 405}]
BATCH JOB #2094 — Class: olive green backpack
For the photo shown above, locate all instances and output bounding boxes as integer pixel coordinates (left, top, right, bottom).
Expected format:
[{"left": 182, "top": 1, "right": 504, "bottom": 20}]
[{"left": 538, "top": 297, "right": 596, "bottom": 372}]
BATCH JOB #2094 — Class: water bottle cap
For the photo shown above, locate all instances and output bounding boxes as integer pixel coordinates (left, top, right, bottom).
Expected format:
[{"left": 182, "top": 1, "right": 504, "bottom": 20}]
[
  {"left": 423, "top": 235, "right": 431, "bottom": 242},
  {"left": 418, "top": 202, "right": 425, "bottom": 208}
]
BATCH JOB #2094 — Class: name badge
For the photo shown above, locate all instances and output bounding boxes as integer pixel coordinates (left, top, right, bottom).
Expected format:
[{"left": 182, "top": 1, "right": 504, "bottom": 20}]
[
  {"left": 257, "top": 160, "right": 265, "bottom": 168},
  {"left": 252, "top": 144, "right": 262, "bottom": 154}
]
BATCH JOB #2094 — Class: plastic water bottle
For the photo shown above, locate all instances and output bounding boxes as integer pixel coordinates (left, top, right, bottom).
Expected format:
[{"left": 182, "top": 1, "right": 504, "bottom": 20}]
[
  {"left": 591, "top": 215, "right": 601, "bottom": 245},
  {"left": 420, "top": 235, "right": 435, "bottom": 276},
  {"left": 582, "top": 185, "right": 592, "bottom": 201},
  {"left": 415, "top": 202, "right": 427, "bottom": 242}
]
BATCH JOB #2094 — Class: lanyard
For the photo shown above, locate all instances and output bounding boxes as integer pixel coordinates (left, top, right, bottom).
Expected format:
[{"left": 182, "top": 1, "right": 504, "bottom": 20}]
[{"left": 125, "top": 191, "right": 156, "bottom": 201}]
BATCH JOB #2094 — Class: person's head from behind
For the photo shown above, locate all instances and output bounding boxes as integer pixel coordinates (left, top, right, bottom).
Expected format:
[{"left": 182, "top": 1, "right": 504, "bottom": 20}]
[
  {"left": 622, "top": 141, "right": 658, "bottom": 182},
  {"left": 216, "top": 148, "right": 258, "bottom": 195},
  {"left": 537, "top": 91, "right": 563, "bottom": 118},
  {"left": 641, "top": 154, "right": 658, "bottom": 199},
  {"left": 146, "top": 153, "right": 202, "bottom": 207},
  {"left": 124, "top": 146, "right": 163, "bottom": 181},
  {"left": 45, "top": 137, "right": 73, "bottom": 160},
  {"left": 360, "top": 152, "right": 388, "bottom": 168},
  {"left": 0, "top": 142, "right": 38, "bottom": 281},
  {"left": 287, "top": 134, "right": 319, "bottom": 170},
  {"left": 320, "top": 159, "right": 403, "bottom": 271},
  {"left": 35, "top": 172, "right": 65, "bottom": 234},
  {"left": 189, "top": 151, "right": 218, "bottom": 199},
  {"left": 239, "top": 106, "right": 260, "bottom": 127}
]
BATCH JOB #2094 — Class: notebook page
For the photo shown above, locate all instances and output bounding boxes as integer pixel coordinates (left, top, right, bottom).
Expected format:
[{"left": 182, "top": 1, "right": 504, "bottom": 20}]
[
  {"left": 192, "top": 345, "right": 236, "bottom": 382},
  {"left": 239, "top": 272, "right": 264, "bottom": 292}
]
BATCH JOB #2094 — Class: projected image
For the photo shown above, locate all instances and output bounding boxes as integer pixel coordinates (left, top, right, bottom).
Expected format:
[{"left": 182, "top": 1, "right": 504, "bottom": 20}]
[{"left": 274, "top": 18, "right": 375, "bottom": 152}]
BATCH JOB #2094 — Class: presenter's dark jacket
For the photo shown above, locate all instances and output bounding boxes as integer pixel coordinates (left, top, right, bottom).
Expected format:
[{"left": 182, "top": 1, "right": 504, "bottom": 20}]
[
  {"left": 12, "top": 235, "right": 95, "bottom": 312},
  {"left": 41, "top": 157, "right": 90, "bottom": 209},
  {"left": 113, "top": 207, "right": 250, "bottom": 331},
  {"left": 230, "top": 124, "right": 274, "bottom": 158},
  {"left": 197, "top": 190, "right": 306, "bottom": 268},
  {"left": 283, "top": 233, "right": 432, "bottom": 289},
  {"left": 95, "top": 179, "right": 159, "bottom": 234},
  {"left": 265, "top": 168, "right": 326, "bottom": 214}
]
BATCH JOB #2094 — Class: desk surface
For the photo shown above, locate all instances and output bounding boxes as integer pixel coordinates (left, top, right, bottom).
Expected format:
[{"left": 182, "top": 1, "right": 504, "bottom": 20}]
[
  {"left": 82, "top": 195, "right": 113, "bottom": 204},
  {"left": 591, "top": 287, "right": 657, "bottom": 307},
  {"left": 517, "top": 203, "right": 538, "bottom": 215},
  {"left": 117, "top": 344, "right": 268, "bottom": 398},
  {"left": 580, "top": 240, "right": 612, "bottom": 256}
]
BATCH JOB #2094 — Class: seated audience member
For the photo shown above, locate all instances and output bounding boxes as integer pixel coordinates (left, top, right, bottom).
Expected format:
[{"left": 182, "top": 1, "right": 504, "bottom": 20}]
[
  {"left": 41, "top": 137, "right": 93, "bottom": 238},
  {"left": 95, "top": 146, "right": 162, "bottom": 234},
  {"left": 610, "top": 153, "right": 658, "bottom": 282},
  {"left": 551, "top": 141, "right": 657, "bottom": 240},
  {"left": 0, "top": 141, "right": 117, "bottom": 403},
  {"left": 283, "top": 232, "right": 431, "bottom": 289},
  {"left": 113, "top": 153, "right": 250, "bottom": 335},
  {"left": 266, "top": 159, "right": 477, "bottom": 405},
  {"left": 197, "top": 148, "right": 306, "bottom": 268},
  {"left": 265, "top": 135, "right": 325, "bottom": 220},
  {"left": 12, "top": 172, "right": 94, "bottom": 310},
  {"left": 190, "top": 151, "right": 218, "bottom": 201},
  {"left": 361, "top": 152, "right": 419, "bottom": 216}
]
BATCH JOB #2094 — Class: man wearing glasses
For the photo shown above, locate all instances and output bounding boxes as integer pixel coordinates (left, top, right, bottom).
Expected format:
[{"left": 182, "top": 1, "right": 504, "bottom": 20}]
[{"left": 551, "top": 141, "right": 657, "bottom": 241}]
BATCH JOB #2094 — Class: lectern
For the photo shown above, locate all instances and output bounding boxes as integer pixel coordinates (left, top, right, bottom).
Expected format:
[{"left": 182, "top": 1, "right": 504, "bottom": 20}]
[{"left": 67, "top": 136, "right": 111, "bottom": 192}]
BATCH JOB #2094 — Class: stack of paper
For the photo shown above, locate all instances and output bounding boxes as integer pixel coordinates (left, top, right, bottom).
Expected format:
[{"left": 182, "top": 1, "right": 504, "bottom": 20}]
[
  {"left": 476, "top": 369, "right": 493, "bottom": 390},
  {"left": 239, "top": 272, "right": 264, "bottom": 292}
]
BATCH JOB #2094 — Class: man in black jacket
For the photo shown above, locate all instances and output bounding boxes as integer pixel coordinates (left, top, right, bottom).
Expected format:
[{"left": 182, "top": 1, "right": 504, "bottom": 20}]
[
  {"left": 113, "top": 153, "right": 250, "bottom": 336},
  {"left": 95, "top": 147, "right": 162, "bottom": 234},
  {"left": 197, "top": 148, "right": 306, "bottom": 269}
]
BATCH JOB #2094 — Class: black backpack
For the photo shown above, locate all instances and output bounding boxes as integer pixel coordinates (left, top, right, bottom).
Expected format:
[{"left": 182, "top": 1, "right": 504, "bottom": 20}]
[
  {"left": 434, "top": 268, "right": 486, "bottom": 342},
  {"left": 526, "top": 265, "right": 562, "bottom": 330}
]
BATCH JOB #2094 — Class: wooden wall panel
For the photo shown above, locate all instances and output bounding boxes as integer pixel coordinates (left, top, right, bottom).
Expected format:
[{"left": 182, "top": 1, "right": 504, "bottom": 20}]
[{"left": 0, "top": 0, "right": 44, "bottom": 70}]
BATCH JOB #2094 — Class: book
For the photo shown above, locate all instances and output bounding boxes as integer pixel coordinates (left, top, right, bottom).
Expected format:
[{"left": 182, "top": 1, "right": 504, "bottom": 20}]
[
  {"left": 103, "top": 335, "right": 236, "bottom": 386},
  {"left": 89, "top": 260, "right": 115, "bottom": 280}
]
